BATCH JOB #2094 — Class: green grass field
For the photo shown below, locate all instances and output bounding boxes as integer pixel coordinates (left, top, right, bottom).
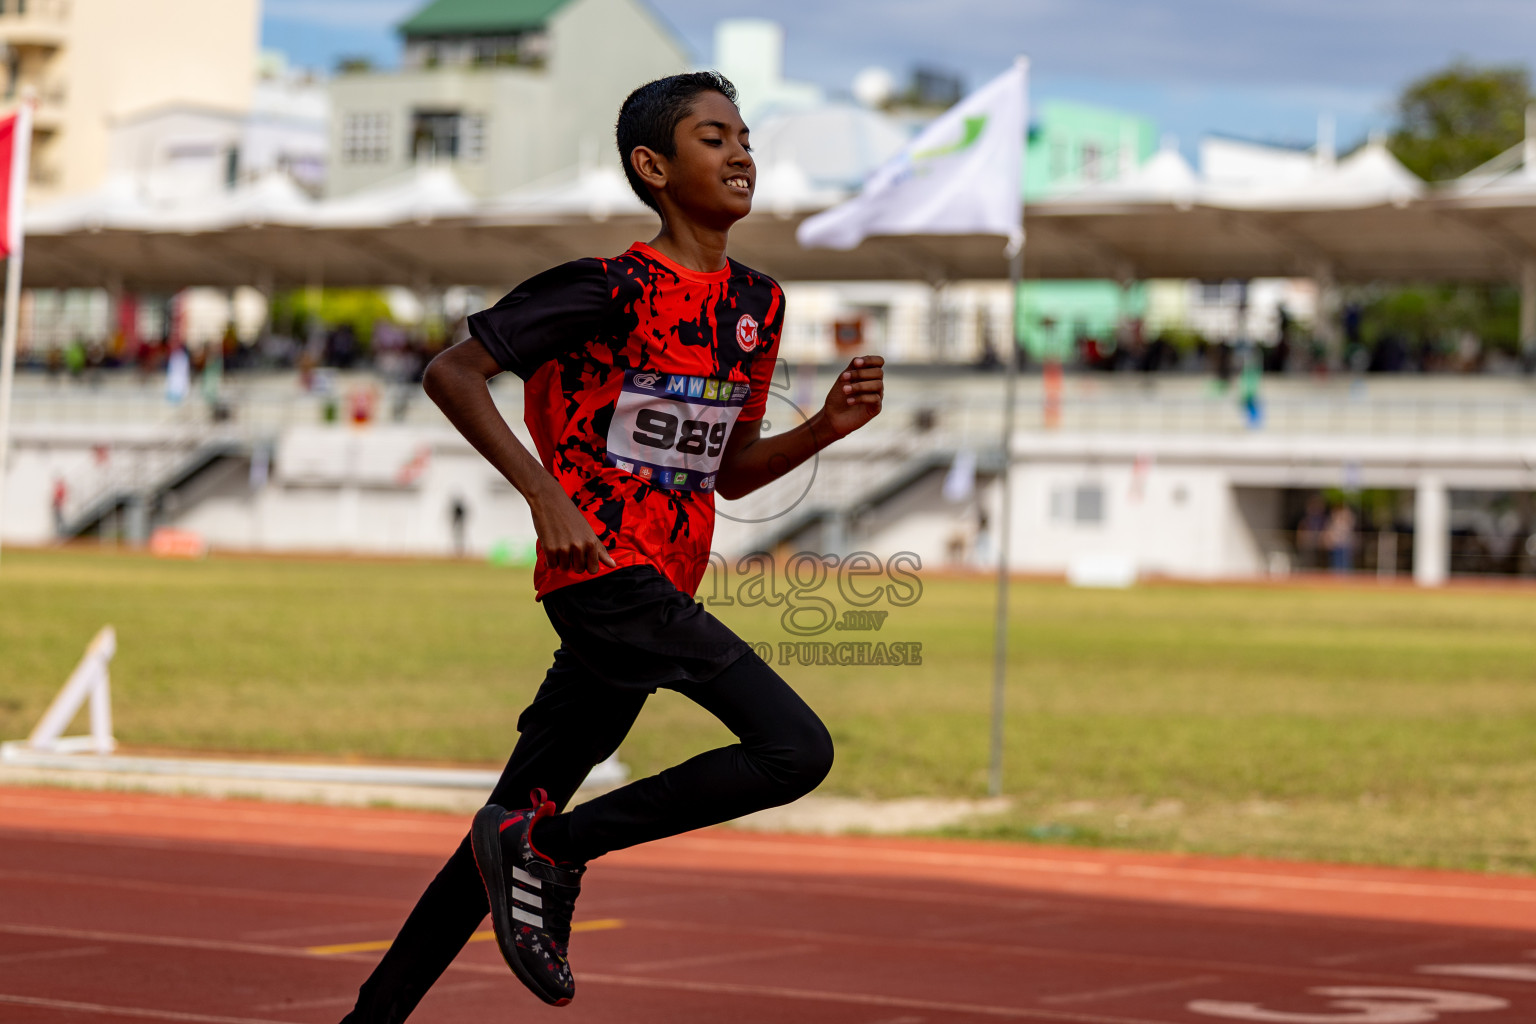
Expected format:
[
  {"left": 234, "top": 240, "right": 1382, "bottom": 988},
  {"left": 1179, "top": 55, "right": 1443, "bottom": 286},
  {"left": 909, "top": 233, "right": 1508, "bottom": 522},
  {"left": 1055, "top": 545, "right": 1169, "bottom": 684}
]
[{"left": 3, "top": 548, "right": 1535, "bottom": 874}]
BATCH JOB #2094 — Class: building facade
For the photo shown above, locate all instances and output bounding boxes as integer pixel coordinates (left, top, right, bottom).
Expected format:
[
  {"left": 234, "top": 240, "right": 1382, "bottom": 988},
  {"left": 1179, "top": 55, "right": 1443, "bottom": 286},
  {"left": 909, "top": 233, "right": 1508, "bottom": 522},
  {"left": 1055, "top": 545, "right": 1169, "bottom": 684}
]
[
  {"left": 0, "top": 0, "right": 258, "bottom": 200},
  {"left": 1018, "top": 100, "right": 1157, "bottom": 361},
  {"left": 326, "top": 0, "right": 689, "bottom": 199}
]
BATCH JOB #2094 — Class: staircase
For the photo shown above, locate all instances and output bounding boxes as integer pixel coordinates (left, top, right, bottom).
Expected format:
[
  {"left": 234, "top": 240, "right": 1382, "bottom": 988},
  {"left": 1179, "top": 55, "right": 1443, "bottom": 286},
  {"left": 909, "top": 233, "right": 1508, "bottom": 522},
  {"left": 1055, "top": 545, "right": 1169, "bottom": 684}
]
[
  {"left": 57, "top": 427, "right": 255, "bottom": 541},
  {"left": 724, "top": 429, "right": 1003, "bottom": 553}
]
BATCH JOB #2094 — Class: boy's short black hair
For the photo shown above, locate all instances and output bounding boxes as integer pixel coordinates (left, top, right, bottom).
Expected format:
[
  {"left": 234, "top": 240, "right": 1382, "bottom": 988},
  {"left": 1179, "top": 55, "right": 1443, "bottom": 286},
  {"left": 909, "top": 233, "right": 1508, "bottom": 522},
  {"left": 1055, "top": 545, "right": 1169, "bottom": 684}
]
[{"left": 616, "top": 71, "right": 739, "bottom": 213}]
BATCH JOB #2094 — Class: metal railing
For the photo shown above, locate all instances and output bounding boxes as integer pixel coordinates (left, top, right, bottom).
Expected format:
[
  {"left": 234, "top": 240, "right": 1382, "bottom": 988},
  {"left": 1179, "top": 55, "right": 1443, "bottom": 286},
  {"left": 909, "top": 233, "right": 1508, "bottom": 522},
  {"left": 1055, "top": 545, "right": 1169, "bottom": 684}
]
[{"left": 1254, "top": 526, "right": 1536, "bottom": 580}]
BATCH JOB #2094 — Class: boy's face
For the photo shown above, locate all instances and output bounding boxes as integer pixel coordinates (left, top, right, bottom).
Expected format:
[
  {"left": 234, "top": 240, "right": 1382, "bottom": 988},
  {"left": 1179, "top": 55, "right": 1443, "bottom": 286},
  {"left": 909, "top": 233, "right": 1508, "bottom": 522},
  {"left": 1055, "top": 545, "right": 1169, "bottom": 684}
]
[{"left": 650, "top": 90, "right": 754, "bottom": 228}]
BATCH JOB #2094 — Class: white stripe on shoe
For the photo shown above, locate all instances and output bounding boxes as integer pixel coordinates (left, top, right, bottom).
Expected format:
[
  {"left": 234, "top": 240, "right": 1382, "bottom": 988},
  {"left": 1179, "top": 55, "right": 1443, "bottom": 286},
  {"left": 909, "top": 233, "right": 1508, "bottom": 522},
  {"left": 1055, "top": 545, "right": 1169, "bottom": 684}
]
[
  {"left": 511, "top": 867, "right": 543, "bottom": 889},
  {"left": 512, "top": 906, "right": 543, "bottom": 928},
  {"left": 512, "top": 889, "right": 543, "bottom": 909}
]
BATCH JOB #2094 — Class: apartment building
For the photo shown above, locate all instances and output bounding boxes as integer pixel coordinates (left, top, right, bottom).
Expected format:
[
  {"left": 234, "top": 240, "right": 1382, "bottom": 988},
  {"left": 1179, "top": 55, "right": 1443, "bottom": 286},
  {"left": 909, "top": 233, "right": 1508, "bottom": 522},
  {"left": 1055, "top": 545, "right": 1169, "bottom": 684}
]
[
  {"left": 327, "top": 0, "right": 689, "bottom": 199},
  {"left": 0, "top": 0, "right": 259, "bottom": 199}
]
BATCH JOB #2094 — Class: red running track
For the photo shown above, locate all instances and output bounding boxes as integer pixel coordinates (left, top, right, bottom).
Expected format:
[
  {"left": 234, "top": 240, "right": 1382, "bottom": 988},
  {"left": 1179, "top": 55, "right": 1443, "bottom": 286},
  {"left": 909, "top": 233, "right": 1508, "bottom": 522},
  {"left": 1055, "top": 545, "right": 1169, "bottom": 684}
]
[{"left": 1, "top": 786, "right": 1534, "bottom": 1024}]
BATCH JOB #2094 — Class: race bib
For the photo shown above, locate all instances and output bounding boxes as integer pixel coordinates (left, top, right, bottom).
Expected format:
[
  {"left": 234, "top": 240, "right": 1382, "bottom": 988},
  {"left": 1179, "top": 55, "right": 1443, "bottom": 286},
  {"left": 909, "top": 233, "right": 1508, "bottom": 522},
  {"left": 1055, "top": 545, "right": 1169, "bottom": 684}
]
[{"left": 605, "top": 369, "right": 748, "bottom": 492}]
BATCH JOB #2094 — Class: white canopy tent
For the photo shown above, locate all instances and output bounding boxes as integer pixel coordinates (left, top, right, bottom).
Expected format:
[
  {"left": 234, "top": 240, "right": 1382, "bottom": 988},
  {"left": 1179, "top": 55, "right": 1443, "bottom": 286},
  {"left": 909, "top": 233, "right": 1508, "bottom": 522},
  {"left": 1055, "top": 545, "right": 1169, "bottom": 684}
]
[{"left": 14, "top": 148, "right": 1536, "bottom": 297}]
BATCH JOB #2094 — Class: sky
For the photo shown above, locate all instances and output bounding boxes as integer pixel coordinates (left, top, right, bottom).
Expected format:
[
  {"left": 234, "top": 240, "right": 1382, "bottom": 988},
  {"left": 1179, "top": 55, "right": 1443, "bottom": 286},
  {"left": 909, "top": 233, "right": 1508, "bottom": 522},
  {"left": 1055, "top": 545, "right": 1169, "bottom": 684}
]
[{"left": 261, "top": 0, "right": 1536, "bottom": 157}]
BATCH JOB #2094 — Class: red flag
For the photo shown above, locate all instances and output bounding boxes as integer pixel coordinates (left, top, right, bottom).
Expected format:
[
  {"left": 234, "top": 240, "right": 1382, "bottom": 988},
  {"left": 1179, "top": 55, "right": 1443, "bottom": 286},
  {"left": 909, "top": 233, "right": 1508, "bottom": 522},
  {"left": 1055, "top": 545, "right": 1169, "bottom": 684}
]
[
  {"left": 0, "top": 114, "right": 17, "bottom": 258},
  {"left": 0, "top": 105, "right": 32, "bottom": 257}
]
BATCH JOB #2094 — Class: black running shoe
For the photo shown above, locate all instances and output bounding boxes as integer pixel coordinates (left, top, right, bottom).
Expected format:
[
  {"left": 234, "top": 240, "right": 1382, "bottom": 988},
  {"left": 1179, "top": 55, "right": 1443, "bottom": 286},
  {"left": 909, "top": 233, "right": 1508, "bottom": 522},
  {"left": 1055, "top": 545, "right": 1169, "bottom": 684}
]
[{"left": 471, "top": 789, "right": 584, "bottom": 1006}]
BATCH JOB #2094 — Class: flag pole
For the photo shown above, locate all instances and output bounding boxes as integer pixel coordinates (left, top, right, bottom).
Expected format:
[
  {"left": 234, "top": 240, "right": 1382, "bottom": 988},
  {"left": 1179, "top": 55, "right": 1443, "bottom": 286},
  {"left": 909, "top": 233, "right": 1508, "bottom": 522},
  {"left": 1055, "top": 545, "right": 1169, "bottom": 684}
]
[
  {"left": 988, "top": 57, "right": 1027, "bottom": 798},
  {"left": 0, "top": 96, "right": 34, "bottom": 567}
]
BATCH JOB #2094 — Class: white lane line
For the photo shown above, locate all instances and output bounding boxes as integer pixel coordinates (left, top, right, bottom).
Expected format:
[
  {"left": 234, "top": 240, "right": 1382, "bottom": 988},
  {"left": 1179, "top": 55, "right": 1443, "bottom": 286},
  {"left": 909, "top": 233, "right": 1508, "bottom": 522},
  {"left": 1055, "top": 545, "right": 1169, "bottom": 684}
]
[
  {"left": 251, "top": 981, "right": 497, "bottom": 1013},
  {"left": 0, "top": 868, "right": 407, "bottom": 910},
  {"left": 0, "top": 993, "right": 299, "bottom": 1024},
  {"left": 620, "top": 942, "right": 820, "bottom": 973},
  {"left": 0, "top": 957, "right": 1161, "bottom": 1019},
  {"left": 240, "top": 919, "right": 404, "bottom": 941},
  {"left": 930, "top": 914, "right": 1086, "bottom": 939},
  {"left": 1420, "top": 963, "right": 1536, "bottom": 982},
  {"left": 1040, "top": 975, "right": 1219, "bottom": 1006},
  {"left": 600, "top": 864, "right": 1518, "bottom": 949},
  {"left": 578, "top": 971, "right": 1177, "bottom": 1024},
  {"left": 600, "top": 867, "right": 1054, "bottom": 914},
  {"left": 616, "top": 917, "right": 1474, "bottom": 988},
  {"left": 0, "top": 792, "right": 458, "bottom": 838},
  {"left": 0, "top": 826, "right": 437, "bottom": 872},
  {"left": 0, "top": 946, "right": 106, "bottom": 966},
  {"left": 1313, "top": 936, "right": 1468, "bottom": 967},
  {"left": 0, "top": 915, "right": 1482, "bottom": 996},
  {"left": 0, "top": 922, "right": 350, "bottom": 961},
  {"left": 659, "top": 837, "right": 1536, "bottom": 905}
]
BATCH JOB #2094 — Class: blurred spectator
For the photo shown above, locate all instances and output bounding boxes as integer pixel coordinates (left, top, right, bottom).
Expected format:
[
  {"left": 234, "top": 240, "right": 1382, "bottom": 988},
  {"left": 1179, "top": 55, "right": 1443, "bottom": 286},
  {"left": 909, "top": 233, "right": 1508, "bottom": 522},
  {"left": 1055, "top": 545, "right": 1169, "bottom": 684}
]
[
  {"left": 327, "top": 323, "right": 360, "bottom": 369},
  {"left": 63, "top": 339, "right": 86, "bottom": 378},
  {"left": 1369, "top": 332, "right": 1408, "bottom": 372},
  {"left": 165, "top": 344, "right": 191, "bottom": 405},
  {"left": 1296, "top": 495, "right": 1327, "bottom": 570},
  {"left": 51, "top": 478, "right": 67, "bottom": 536},
  {"left": 450, "top": 498, "right": 468, "bottom": 557},
  {"left": 1238, "top": 341, "right": 1263, "bottom": 428},
  {"left": 974, "top": 335, "right": 1001, "bottom": 371},
  {"left": 1323, "top": 503, "right": 1357, "bottom": 574},
  {"left": 1343, "top": 303, "right": 1363, "bottom": 349},
  {"left": 1210, "top": 340, "right": 1234, "bottom": 384}
]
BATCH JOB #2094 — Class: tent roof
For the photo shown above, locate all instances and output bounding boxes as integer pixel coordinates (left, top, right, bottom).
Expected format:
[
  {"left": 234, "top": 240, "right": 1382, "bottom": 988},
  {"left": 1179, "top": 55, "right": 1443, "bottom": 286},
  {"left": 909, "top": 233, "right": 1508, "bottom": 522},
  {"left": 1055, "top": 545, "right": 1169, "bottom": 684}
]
[
  {"left": 484, "top": 165, "right": 649, "bottom": 222},
  {"left": 15, "top": 155, "right": 1534, "bottom": 291},
  {"left": 1205, "top": 142, "right": 1423, "bottom": 211},
  {"left": 1053, "top": 147, "right": 1200, "bottom": 209},
  {"left": 397, "top": 0, "right": 571, "bottom": 36},
  {"left": 310, "top": 166, "right": 476, "bottom": 228}
]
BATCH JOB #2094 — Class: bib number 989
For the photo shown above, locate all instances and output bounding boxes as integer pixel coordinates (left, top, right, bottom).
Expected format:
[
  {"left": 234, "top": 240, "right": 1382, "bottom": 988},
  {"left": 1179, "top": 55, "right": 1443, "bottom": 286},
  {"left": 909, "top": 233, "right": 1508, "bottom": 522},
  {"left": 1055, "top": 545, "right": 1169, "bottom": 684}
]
[{"left": 633, "top": 409, "right": 728, "bottom": 458}]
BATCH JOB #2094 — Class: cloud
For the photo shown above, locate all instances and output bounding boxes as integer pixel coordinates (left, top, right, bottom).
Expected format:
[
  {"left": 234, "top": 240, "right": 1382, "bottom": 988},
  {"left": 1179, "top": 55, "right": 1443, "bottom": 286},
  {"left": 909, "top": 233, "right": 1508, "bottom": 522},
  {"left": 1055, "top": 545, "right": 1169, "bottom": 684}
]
[
  {"left": 651, "top": 0, "right": 1536, "bottom": 95},
  {"left": 259, "top": 0, "right": 1536, "bottom": 141}
]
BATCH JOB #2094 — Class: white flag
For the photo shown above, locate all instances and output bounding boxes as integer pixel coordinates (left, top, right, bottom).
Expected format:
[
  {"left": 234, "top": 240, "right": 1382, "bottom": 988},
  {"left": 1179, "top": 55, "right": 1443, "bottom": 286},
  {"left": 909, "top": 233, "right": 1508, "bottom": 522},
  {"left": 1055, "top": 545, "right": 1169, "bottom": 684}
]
[{"left": 798, "top": 58, "right": 1026, "bottom": 251}]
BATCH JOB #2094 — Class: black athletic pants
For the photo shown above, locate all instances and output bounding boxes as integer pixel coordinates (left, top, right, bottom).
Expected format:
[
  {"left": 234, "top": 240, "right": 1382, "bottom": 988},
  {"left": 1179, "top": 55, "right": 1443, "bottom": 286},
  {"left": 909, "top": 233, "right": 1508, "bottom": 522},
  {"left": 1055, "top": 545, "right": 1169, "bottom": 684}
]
[{"left": 339, "top": 587, "right": 833, "bottom": 1023}]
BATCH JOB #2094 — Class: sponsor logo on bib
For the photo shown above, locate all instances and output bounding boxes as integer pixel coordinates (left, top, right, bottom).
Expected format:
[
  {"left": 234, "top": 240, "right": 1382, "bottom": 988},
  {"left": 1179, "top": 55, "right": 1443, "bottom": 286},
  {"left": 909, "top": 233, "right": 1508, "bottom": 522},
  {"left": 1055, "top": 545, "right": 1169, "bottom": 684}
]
[
  {"left": 736, "top": 314, "right": 758, "bottom": 353},
  {"left": 607, "top": 368, "right": 749, "bottom": 492}
]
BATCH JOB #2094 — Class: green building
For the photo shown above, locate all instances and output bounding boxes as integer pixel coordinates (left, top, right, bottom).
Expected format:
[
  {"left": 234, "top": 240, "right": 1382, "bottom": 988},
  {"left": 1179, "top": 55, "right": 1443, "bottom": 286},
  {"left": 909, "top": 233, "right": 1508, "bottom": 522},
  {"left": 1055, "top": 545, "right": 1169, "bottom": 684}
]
[{"left": 1019, "top": 100, "right": 1157, "bottom": 362}]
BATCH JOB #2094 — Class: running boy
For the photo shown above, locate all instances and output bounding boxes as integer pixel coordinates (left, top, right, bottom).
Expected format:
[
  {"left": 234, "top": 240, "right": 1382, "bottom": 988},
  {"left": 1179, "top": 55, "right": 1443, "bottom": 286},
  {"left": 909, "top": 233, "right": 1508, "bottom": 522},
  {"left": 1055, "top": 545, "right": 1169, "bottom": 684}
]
[{"left": 339, "top": 71, "right": 884, "bottom": 1020}]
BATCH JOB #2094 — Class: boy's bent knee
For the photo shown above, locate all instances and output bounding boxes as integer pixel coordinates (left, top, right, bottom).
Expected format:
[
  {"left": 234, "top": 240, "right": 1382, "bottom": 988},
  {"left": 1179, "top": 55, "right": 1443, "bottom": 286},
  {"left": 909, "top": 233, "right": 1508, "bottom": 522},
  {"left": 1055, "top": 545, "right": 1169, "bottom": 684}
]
[
  {"left": 765, "top": 715, "right": 833, "bottom": 798},
  {"left": 795, "top": 718, "right": 835, "bottom": 792}
]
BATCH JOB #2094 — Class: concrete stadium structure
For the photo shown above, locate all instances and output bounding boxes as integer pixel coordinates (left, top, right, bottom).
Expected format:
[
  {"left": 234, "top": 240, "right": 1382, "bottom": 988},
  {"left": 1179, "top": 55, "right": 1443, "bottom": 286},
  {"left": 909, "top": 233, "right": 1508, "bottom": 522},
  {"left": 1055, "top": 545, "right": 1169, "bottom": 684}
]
[{"left": 7, "top": 371, "right": 1536, "bottom": 587}]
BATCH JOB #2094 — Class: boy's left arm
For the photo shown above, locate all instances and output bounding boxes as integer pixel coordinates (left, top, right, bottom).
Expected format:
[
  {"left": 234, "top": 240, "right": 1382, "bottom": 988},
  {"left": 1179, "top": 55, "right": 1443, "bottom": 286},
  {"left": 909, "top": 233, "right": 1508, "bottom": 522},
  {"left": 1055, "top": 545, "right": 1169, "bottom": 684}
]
[{"left": 714, "top": 355, "right": 884, "bottom": 500}]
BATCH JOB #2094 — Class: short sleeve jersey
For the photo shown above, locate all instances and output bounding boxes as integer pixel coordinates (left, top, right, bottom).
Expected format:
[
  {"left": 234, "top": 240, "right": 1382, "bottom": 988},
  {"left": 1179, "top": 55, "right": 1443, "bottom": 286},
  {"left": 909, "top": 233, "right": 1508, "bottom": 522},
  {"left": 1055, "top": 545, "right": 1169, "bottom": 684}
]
[{"left": 467, "top": 241, "right": 784, "bottom": 599}]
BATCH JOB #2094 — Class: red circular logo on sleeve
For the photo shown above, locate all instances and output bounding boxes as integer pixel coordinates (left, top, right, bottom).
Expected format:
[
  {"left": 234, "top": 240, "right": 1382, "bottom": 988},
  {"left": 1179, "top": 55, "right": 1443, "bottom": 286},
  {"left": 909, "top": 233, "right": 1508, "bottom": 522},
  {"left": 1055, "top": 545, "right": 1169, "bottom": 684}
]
[{"left": 735, "top": 314, "right": 759, "bottom": 353}]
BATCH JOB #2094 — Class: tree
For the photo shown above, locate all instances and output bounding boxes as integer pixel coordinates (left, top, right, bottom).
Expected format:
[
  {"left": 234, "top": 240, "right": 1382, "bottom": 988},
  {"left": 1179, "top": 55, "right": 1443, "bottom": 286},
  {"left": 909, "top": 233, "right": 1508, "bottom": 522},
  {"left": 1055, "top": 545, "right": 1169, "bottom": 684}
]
[{"left": 1389, "top": 62, "right": 1533, "bottom": 182}]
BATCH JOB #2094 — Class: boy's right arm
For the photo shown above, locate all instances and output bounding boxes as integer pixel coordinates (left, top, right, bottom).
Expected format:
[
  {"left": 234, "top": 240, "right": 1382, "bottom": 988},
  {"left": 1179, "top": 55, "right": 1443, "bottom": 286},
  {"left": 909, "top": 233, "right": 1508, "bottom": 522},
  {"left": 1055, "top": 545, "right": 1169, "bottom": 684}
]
[{"left": 423, "top": 338, "right": 616, "bottom": 575}]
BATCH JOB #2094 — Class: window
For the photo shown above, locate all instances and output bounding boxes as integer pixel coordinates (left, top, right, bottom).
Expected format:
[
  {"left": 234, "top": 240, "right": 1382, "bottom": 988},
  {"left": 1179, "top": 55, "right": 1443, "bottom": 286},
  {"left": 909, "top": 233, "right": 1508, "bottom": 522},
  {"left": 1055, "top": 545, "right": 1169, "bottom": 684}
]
[
  {"left": 1051, "top": 483, "right": 1105, "bottom": 525},
  {"left": 461, "top": 114, "right": 485, "bottom": 161},
  {"left": 1074, "top": 484, "right": 1104, "bottom": 524},
  {"left": 342, "top": 112, "right": 391, "bottom": 164},
  {"left": 1049, "top": 140, "right": 1068, "bottom": 181},
  {"left": 1081, "top": 142, "right": 1103, "bottom": 183},
  {"left": 411, "top": 110, "right": 460, "bottom": 162}
]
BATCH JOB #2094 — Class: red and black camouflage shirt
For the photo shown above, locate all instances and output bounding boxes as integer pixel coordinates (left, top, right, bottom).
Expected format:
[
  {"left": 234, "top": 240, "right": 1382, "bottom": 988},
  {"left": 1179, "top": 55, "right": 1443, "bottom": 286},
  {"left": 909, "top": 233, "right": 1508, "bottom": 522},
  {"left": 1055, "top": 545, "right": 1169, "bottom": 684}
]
[{"left": 467, "top": 241, "right": 784, "bottom": 599}]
